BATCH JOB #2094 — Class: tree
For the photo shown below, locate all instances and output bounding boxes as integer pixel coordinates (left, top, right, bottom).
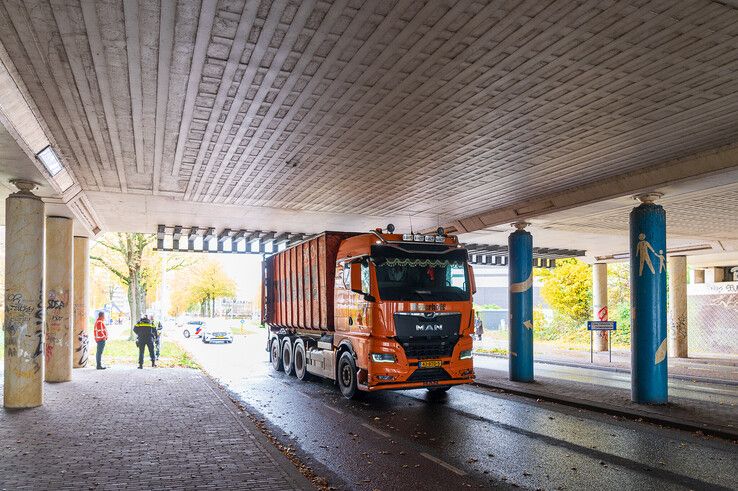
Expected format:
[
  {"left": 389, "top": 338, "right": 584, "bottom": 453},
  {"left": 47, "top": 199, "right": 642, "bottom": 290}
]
[
  {"left": 607, "top": 262, "right": 631, "bottom": 345},
  {"left": 184, "top": 260, "right": 237, "bottom": 317},
  {"left": 537, "top": 258, "right": 592, "bottom": 339},
  {"left": 90, "top": 233, "right": 187, "bottom": 332}
]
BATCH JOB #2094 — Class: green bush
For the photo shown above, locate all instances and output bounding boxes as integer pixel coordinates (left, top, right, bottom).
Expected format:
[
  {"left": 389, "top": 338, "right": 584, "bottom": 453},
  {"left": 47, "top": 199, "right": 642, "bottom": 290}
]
[{"left": 474, "top": 303, "right": 502, "bottom": 311}]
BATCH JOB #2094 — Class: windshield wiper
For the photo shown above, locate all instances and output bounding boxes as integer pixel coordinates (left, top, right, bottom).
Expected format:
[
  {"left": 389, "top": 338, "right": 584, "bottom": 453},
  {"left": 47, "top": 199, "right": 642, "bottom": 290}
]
[{"left": 413, "top": 289, "right": 431, "bottom": 300}]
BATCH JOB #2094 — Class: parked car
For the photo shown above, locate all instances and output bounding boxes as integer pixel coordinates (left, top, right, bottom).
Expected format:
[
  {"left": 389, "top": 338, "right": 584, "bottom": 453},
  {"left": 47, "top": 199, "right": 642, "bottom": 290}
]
[
  {"left": 202, "top": 325, "right": 233, "bottom": 344},
  {"left": 182, "top": 320, "right": 205, "bottom": 338}
]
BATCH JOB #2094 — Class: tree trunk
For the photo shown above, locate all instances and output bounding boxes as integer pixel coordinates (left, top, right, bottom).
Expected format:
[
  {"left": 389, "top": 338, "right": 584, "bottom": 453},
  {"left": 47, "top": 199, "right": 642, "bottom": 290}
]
[
  {"left": 127, "top": 276, "right": 139, "bottom": 340},
  {"left": 138, "top": 281, "right": 146, "bottom": 317}
]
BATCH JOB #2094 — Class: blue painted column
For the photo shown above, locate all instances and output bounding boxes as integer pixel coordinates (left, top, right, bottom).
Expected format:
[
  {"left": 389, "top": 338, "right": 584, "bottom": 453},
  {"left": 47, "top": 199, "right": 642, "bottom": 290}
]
[
  {"left": 630, "top": 193, "right": 668, "bottom": 404},
  {"left": 509, "top": 222, "right": 533, "bottom": 382}
]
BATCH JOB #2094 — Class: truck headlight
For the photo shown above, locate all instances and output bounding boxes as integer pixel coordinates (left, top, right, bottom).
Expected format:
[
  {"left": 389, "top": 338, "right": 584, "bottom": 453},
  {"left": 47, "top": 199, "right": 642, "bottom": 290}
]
[
  {"left": 371, "top": 353, "right": 396, "bottom": 363},
  {"left": 460, "top": 349, "right": 473, "bottom": 360}
]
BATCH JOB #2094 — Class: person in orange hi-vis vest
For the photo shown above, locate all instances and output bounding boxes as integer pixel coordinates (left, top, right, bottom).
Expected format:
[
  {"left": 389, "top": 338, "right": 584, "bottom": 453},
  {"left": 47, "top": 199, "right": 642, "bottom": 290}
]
[{"left": 94, "top": 311, "right": 108, "bottom": 370}]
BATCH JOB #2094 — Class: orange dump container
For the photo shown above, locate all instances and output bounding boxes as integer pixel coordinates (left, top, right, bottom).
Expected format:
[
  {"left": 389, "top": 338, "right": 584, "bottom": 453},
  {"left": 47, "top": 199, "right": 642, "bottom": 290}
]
[{"left": 262, "top": 232, "right": 356, "bottom": 332}]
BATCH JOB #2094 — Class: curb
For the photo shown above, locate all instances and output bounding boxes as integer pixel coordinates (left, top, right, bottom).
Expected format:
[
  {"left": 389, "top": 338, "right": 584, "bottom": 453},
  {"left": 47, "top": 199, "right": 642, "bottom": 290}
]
[
  {"left": 198, "top": 371, "right": 317, "bottom": 490},
  {"left": 473, "top": 351, "right": 738, "bottom": 386},
  {"left": 472, "top": 379, "right": 738, "bottom": 441}
]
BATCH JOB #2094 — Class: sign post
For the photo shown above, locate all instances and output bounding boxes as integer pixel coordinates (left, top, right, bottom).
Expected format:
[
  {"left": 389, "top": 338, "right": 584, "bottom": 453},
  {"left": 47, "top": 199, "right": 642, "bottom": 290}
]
[{"left": 587, "top": 321, "right": 617, "bottom": 363}]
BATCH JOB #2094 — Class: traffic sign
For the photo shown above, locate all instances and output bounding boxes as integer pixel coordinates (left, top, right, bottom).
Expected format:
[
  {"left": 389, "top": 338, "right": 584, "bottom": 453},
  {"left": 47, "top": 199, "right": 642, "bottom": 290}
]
[{"left": 587, "top": 320, "right": 616, "bottom": 331}]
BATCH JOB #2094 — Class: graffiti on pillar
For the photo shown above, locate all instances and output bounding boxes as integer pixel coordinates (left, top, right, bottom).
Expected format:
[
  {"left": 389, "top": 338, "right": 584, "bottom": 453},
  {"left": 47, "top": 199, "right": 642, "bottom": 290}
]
[
  {"left": 46, "top": 290, "right": 70, "bottom": 350},
  {"left": 597, "top": 306, "right": 608, "bottom": 321},
  {"left": 76, "top": 329, "right": 89, "bottom": 367},
  {"left": 636, "top": 233, "right": 665, "bottom": 276},
  {"left": 4, "top": 291, "right": 44, "bottom": 375},
  {"left": 523, "top": 320, "right": 533, "bottom": 330},
  {"left": 33, "top": 292, "right": 43, "bottom": 373}
]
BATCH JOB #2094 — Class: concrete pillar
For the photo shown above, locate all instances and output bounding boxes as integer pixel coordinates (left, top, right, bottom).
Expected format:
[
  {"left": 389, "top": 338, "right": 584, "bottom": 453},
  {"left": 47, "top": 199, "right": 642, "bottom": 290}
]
[
  {"left": 593, "top": 262, "right": 609, "bottom": 352},
  {"left": 668, "top": 255, "right": 688, "bottom": 358},
  {"left": 629, "top": 193, "right": 668, "bottom": 404},
  {"left": 691, "top": 268, "right": 705, "bottom": 284},
  {"left": 73, "top": 236, "right": 90, "bottom": 368},
  {"left": 705, "top": 267, "right": 724, "bottom": 283},
  {"left": 3, "top": 180, "right": 45, "bottom": 408},
  {"left": 509, "top": 222, "right": 533, "bottom": 382},
  {"left": 45, "top": 216, "right": 74, "bottom": 382}
]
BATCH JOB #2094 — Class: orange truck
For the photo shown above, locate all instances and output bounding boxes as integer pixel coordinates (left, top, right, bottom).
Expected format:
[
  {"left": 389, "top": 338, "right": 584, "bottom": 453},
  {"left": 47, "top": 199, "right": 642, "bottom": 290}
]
[{"left": 262, "top": 226, "right": 476, "bottom": 398}]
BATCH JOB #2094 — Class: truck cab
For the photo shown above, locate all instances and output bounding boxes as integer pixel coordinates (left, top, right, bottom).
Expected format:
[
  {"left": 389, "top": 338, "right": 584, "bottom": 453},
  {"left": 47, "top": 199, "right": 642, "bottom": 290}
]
[{"left": 332, "top": 231, "right": 476, "bottom": 396}]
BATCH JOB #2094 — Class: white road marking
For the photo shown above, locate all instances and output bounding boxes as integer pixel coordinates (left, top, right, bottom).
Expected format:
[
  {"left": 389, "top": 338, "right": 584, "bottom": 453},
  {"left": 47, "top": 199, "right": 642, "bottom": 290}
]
[
  {"left": 361, "top": 422, "right": 391, "bottom": 438},
  {"left": 420, "top": 452, "right": 467, "bottom": 476},
  {"left": 324, "top": 404, "right": 343, "bottom": 415}
]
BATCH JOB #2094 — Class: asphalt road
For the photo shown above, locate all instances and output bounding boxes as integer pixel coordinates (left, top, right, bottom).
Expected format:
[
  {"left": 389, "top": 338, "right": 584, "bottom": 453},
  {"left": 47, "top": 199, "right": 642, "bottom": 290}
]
[
  {"left": 180, "top": 333, "right": 737, "bottom": 491},
  {"left": 474, "top": 356, "right": 738, "bottom": 405}
]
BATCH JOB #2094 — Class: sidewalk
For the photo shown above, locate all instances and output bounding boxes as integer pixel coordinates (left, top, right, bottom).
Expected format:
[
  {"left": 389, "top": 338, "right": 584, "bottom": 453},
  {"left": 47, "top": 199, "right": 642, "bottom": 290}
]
[
  {"left": 0, "top": 367, "right": 314, "bottom": 490},
  {"left": 473, "top": 363, "right": 738, "bottom": 441},
  {"left": 475, "top": 336, "right": 738, "bottom": 383}
]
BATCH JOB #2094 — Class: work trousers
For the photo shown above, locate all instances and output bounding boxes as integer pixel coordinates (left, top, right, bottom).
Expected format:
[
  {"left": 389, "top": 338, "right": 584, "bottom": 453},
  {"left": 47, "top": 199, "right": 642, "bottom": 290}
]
[
  {"left": 96, "top": 340, "right": 106, "bottom": 368},
  {"left": 138, "top": 337, "right": 156, "bottom": 366}
]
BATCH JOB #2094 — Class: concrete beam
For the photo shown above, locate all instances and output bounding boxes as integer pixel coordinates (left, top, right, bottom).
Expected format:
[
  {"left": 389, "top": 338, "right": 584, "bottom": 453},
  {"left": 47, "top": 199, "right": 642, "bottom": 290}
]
[
  {"left": 156, "top": 225, "right": 165, "bottom": 249},
  {"left": 445, "top": 145, "right": 738, "bottom": 234},
  {"left": 172, "top": 225, "right": 182, "bottom": 250},
  {"left": 0, "top": 49, "right": 103, "bottom": 235},
  {"left": 217, "top": 229, "right": 232, "bottom": 252}
]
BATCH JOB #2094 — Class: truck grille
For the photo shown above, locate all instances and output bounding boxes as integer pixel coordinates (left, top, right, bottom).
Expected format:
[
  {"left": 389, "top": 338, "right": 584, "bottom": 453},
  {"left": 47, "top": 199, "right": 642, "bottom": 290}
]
[
  {"left": 400, "top": 339, "right": 456, "bottom": 359},
  {"left": 407, "top": 367, "right": 451, "bottom": 383},
  {"left": 394, "top": 312, "right": 461, "bottom": 359}
]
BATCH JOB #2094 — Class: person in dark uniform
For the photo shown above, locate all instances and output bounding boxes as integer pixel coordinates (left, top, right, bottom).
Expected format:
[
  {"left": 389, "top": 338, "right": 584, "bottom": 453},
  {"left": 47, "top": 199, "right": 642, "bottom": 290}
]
[{"left": 133, "top": 316, "right": 157, "bottom": 369}]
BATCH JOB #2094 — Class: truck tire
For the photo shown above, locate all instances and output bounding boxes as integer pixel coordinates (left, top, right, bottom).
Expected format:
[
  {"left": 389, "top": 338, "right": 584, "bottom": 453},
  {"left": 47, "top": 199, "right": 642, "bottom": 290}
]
[
  {"left": 293, "top": 341, "right": 311, "bottom": 381},
  {"left": 282, "top": 338, "right": 295, "bottom": 376},
  {"left": 270, "top": 337, "right": 283, "bottom": 372},
  {"left": 337, "top": 351, "right": 358, "bottom": 399}
]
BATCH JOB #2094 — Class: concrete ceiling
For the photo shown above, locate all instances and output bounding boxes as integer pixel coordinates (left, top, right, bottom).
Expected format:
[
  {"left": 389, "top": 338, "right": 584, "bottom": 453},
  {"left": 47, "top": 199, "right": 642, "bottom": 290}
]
[
  {"left": 0, "top": 0, "right": 737, "bottom": 254},
  {"left": 0, "top": 124, "right": 88, "bottom": 235}
]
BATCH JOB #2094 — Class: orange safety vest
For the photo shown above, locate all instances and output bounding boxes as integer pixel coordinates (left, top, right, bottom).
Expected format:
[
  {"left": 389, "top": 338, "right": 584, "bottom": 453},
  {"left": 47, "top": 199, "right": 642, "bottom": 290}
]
[{"left": 94, "top": 319, "right": 108, "bottom": 342}]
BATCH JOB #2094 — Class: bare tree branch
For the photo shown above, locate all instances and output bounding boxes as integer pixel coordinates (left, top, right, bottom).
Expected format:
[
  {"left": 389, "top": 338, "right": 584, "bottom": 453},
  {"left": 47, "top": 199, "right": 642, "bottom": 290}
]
[{"left": 90, "top": 255, "right": 130, "bottom": 285}]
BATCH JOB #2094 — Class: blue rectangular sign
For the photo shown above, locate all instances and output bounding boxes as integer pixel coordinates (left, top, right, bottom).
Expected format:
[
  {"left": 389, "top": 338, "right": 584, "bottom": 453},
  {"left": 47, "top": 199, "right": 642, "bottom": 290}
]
[{"left": 587, "top": 321, "right": 616, "bottom": 331}]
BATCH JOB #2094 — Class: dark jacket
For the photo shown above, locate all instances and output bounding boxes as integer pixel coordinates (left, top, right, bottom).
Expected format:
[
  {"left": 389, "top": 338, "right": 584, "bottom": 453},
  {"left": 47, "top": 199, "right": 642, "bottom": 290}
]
[{"left": 133, "top": 319, "right": 156, "bottom": 341}]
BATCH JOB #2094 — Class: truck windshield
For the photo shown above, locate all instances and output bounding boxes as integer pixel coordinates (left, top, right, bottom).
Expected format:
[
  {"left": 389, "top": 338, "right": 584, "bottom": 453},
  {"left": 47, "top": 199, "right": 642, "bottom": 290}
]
[{"left": 372, "top": 246, "right": 469, "bottom": 301}]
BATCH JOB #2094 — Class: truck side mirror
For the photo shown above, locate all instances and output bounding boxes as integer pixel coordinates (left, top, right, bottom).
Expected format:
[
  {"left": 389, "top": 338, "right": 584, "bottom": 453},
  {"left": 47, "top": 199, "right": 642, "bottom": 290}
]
[
  {"left": 350, "top": 262, "right": 363, "bottom": 295},
  {"left": 468, "top": 264, "right": 477, "bottom": 294}
]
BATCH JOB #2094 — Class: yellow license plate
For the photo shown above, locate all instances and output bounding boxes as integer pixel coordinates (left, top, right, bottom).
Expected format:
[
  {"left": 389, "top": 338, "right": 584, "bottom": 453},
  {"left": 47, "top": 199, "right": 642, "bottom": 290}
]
[{"left": 418, "top": 360, "right": 443, "bottom": 368}]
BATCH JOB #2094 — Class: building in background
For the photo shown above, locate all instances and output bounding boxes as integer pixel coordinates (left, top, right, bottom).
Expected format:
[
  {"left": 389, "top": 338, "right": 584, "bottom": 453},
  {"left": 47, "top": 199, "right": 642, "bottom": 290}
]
[{"left": 472, "top": 265, "right": 549, "bottom": 332}]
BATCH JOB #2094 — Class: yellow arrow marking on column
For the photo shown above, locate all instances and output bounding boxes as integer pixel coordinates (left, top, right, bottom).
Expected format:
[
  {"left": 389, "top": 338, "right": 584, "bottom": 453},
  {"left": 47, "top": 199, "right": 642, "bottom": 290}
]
[
  {"left": 654, "top": 338, "right": 667, "bottom": 364},
  {"left": 510, "top": 273, "right": 532, "bottom": 293}
]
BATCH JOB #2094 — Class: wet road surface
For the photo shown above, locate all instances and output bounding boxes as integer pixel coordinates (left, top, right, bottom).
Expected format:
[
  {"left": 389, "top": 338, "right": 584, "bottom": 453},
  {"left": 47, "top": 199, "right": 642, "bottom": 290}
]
[
  {"left": 180, "top": 334, "right": 737, "bottom": 491},
  {"left": 474, "top": 356, "right": 738, "bottom": 405}
]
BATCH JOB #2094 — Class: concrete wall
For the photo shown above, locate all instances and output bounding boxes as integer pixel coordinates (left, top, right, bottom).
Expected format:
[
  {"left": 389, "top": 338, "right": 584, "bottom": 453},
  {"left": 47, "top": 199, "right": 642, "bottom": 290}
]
[{"left": 686, "top": 281, "right": 738, "bottom": 357}]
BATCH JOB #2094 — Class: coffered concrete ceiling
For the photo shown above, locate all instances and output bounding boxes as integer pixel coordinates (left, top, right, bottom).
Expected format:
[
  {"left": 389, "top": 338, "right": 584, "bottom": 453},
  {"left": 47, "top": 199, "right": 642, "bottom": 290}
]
[{"left": 0, "top": 0, "right": 737, "bottom": 251}]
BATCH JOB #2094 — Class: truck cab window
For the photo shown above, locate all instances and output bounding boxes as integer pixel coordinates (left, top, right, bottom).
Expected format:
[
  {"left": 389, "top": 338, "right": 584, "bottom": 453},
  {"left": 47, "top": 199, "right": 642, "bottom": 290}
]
[
  {"left": 361, "top": 262, "right": 370, "bottom": 293},
  {"left": 342, "top": 264, "right": 350, "bottom": 289},
  {"left": 371, "top": 247, "right": 470, "bottom": 302}
]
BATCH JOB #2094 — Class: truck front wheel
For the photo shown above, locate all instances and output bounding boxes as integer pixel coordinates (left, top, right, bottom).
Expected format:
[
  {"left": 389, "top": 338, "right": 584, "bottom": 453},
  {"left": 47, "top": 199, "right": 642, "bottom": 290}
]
[
  {"left": 270, "top": 338, "right": 283, "bottom": 372},
  {"left": 337, "top": 352, "right": 358, "bottom": 399}
]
